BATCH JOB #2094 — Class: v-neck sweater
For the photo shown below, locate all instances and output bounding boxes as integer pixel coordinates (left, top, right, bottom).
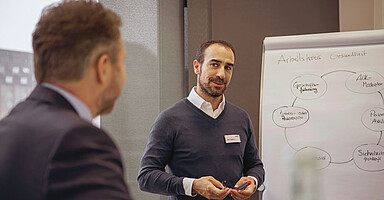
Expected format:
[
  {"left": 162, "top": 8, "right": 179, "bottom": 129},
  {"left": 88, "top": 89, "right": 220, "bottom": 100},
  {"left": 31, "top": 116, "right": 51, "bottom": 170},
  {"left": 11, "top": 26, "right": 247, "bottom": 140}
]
[{"left": 138, "top": 98, "right": 265, "bottom": 199}]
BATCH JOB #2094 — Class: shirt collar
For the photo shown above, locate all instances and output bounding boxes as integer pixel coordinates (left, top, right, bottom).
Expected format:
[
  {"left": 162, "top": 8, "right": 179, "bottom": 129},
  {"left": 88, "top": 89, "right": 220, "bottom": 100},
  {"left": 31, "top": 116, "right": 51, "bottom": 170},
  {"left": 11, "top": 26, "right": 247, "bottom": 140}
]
[
  {"left": 187, "top": 86, "right": 226, "bottom": 111},
  {"left": 41, "top": 82, "right": 93, "bottom": 122}
]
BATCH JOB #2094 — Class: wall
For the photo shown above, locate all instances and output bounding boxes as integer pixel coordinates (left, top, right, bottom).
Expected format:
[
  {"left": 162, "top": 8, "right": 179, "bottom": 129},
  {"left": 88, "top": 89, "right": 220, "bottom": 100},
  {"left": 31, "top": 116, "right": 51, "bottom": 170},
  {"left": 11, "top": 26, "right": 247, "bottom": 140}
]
[
  {"left": 187, "top": 0, "right": 212, "bottom": 90},
  {"left": 100, "top": 0, "right": 184, "bottom": 200},
  {"left": 339, "top": 0, "right": 384, "bottom": 31},
  {"left": 374, "top": 0, "right": 384, "bottom": 29}
]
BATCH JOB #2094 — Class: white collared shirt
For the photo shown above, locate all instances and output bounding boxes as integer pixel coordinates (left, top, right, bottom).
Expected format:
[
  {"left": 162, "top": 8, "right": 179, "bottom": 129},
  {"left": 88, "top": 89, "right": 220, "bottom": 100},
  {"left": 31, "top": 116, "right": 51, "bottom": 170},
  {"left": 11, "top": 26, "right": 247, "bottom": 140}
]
[{"left": 187, "top": 86, "right": 225, "bottom": 119}]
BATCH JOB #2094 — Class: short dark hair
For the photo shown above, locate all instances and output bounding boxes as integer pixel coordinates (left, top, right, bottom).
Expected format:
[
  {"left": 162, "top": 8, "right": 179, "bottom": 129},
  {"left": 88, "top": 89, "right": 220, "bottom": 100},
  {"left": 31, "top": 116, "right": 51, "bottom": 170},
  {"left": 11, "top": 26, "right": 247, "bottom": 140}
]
[
  {"left": 195, "top": 40, "right": 235, "bottom": 64},
  {"left": 32, "top": 0, "right": 122, "bottom": 83}
]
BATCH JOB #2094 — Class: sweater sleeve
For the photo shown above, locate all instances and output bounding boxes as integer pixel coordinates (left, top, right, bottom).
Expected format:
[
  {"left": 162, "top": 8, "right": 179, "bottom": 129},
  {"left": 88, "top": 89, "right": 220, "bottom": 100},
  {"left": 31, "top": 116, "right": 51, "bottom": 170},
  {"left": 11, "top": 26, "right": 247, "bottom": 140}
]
[
  {"left": 242, "top": 115, "right": 265, "bottom": 188},
  {"left": 137, "top": 114, "right": 185, "bottom": 196}
]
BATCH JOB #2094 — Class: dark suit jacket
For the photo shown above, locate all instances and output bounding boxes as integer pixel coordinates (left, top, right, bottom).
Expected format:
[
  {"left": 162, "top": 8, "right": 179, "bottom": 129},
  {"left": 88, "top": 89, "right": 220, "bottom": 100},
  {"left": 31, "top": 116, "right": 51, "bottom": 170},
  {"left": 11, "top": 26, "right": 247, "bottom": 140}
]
[{"left": 0, "top": 85, "right": 132, "bottom": 200}]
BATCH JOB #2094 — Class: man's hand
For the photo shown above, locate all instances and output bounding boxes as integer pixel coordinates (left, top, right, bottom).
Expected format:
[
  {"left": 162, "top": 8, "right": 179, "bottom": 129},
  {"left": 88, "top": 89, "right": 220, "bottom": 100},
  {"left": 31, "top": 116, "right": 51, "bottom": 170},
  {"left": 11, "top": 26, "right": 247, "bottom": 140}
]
[
  {"left": 230, "top": 177, "right": 255, "bottom": 200},
  {"left": 192, "top": 176, "right": 231, "bottom": 200}
]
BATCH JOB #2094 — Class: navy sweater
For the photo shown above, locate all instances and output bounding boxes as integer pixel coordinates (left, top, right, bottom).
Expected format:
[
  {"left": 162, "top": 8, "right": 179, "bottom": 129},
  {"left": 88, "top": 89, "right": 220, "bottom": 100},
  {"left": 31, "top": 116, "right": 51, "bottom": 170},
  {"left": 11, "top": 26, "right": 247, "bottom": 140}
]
[{"left": 138, "top": 98, "right": 265, "bottom": 200}]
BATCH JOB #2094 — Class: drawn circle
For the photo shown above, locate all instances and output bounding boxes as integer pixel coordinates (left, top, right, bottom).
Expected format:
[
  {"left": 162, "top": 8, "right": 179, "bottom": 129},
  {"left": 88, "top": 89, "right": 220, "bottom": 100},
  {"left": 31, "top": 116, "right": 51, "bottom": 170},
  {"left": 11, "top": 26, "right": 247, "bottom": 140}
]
[
  {"left": 295, "top": 146, "right": 331, "bottom": 170},
  {"left": 346, "top": 71, "right": 384, "bottom": 94},
  {"left": 361, "top": 107, "right": 384, "bottom": 132},
  {"left": 353, "top": 144, "right": 384, "bottom": 172},
  {"left": 272, "top": 106, "right": 309, "bottom": 128},
  {"left": 291, "top": 74, "right": 327, "bottom": 100}
]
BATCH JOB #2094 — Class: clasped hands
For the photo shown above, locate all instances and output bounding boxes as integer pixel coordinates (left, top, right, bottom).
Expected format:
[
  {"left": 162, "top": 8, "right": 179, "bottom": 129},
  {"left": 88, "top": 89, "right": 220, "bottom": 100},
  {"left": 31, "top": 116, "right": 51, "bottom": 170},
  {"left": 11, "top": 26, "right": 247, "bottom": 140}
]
[{"left": 192, "top": 176, "right": 255, "bottom": 200}]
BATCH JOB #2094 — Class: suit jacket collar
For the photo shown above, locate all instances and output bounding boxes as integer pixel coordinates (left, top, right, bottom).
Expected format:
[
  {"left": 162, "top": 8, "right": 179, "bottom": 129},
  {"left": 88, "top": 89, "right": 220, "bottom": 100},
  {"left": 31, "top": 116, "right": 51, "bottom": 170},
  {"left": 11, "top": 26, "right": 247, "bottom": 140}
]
[{"left": 28, "top": 84, "right": 77, "bottom": 114}]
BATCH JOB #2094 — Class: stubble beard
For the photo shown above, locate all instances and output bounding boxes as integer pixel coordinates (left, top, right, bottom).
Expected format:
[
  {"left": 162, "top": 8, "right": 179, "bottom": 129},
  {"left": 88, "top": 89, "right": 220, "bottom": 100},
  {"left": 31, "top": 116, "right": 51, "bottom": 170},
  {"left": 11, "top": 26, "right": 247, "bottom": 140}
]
[
  {"left": 97, "top": 95, "right": 117, "bottom": 116},
  {"left": 198, "top": 75, "right": 227, "bottom": 98},
  {"left": 97, "top": 74, "right": 121, "bottom": 116}
]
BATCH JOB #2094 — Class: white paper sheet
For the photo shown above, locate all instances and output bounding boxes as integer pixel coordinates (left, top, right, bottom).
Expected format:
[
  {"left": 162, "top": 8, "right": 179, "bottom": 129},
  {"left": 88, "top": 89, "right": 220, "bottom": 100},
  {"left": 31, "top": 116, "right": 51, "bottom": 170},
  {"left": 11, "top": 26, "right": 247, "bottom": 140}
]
[{"left": 260, "top": 29, "right": 384, "bottom": 200}]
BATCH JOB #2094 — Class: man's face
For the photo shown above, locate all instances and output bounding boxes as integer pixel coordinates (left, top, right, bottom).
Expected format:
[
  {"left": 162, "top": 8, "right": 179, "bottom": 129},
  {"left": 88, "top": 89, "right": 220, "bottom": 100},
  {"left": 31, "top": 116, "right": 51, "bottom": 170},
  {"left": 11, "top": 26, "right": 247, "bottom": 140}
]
[
  {"left": 98, "top": 38, "right": 126, "bottom": 115},
  {"left": 195, "top": 43, "right": 234, "bottom": 98}
]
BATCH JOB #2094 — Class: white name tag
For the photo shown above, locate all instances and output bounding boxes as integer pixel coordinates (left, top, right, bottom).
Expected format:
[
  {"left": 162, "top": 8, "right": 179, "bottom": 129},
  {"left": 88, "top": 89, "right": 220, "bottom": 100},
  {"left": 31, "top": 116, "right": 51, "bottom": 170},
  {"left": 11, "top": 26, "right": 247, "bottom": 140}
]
[{"left": 224, "top": 134, "right": 241, "bottom": 143}]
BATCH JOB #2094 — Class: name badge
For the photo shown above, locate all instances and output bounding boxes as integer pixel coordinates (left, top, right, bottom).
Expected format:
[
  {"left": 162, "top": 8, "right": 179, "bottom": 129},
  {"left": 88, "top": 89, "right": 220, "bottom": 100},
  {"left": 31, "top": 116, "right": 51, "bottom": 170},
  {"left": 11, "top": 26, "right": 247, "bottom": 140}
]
[{"left": 224, "top": 134, "right": 241, "bottom": 143}]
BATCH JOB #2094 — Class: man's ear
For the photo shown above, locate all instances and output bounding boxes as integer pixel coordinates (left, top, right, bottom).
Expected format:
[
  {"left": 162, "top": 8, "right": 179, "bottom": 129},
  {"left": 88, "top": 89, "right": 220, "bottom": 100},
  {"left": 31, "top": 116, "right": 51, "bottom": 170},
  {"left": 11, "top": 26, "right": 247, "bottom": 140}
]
[
  {"left": 95, "top": 54, "right": 112, "bottom": 84},
  {"left": 193, "top": 60, "right": 200, "bottom": 75}
]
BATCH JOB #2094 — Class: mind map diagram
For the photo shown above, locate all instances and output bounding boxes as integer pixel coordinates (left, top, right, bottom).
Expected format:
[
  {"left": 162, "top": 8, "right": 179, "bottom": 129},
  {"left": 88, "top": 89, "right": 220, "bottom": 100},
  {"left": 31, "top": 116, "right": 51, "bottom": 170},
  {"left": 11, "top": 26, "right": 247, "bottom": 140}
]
[{"left": 272, "top": 70, "right": 384, "bottom": 172}]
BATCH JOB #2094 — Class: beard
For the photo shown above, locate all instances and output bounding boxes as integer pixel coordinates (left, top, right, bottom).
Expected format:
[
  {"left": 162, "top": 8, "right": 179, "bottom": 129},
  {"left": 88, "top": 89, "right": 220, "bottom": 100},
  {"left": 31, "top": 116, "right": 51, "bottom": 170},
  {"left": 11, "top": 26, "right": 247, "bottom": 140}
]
[
  {"left": 199, "top": 76, "right": 227, "bottom": 97},
  {"left": 97, "top": 94, "right": 118, "bottom": 115},
  {"left": 97, "top": 73, "right": 122, "bottom": 116}
]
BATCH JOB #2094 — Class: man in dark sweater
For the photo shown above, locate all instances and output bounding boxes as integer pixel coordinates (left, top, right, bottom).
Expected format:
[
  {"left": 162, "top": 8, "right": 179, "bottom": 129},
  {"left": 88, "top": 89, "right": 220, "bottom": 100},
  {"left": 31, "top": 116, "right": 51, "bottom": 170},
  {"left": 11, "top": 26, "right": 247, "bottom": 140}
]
[{"left": 138, "top": 40, "right": 265, "bottom": 200}]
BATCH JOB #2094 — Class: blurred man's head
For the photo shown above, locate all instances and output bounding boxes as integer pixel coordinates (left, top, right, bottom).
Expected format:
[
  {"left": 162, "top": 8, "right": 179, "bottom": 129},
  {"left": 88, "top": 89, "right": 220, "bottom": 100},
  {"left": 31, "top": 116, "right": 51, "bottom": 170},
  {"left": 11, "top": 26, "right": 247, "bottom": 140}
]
[
  {"left": 33, "top": 0, "right": 126, "bottom": 116},
  {"left": 33, "top": 0, "right": 122, "bottom": 83}
]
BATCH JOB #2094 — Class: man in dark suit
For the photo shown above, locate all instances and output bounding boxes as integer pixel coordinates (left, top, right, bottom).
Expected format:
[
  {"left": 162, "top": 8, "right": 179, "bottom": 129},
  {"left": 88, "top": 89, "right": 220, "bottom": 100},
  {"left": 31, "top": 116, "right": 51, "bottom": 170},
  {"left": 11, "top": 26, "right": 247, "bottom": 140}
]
[{"left": 0, "top": 1, "right": 133, "bottom": 199}]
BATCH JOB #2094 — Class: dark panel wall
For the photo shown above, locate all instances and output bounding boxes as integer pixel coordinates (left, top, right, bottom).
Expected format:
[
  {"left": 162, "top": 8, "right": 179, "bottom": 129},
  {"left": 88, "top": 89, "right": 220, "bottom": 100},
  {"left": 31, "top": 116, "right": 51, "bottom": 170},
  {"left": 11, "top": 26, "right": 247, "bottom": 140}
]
[{"left": 187, "top": 1, "right": 212, "bottom": 91}]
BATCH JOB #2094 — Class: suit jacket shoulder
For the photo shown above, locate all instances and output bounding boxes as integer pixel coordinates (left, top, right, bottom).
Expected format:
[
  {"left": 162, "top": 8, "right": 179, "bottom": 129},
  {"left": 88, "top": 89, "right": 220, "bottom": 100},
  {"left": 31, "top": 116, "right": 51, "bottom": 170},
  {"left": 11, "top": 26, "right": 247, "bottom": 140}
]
[{"left": 0, "top": 85, "right": 132, "bottom": 200}]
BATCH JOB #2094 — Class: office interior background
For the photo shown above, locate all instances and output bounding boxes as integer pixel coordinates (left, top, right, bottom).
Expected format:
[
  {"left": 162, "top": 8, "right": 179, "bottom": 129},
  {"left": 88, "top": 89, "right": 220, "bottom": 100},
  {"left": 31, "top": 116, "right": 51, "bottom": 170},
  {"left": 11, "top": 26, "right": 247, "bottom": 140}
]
[{"left": 0, "top": 0, "right": 383, "bottom": 199}]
